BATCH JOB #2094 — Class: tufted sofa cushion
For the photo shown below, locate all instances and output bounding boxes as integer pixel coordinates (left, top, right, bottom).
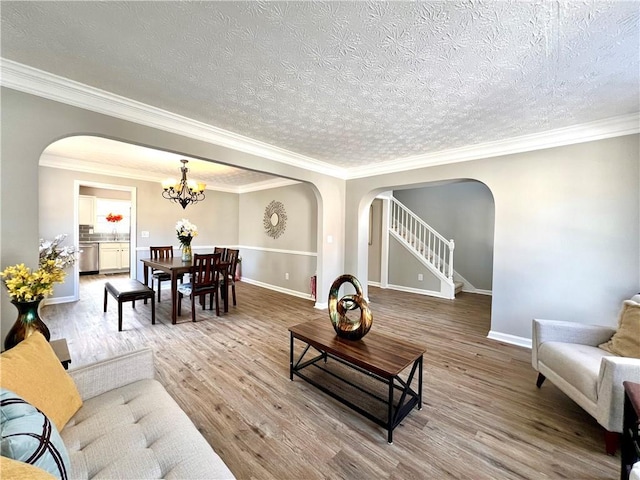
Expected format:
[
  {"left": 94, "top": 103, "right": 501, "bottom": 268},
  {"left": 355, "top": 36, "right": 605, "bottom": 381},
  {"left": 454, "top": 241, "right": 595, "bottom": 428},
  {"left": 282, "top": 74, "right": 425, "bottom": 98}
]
[{"left": 61, "top": 378, "right": 233, "bottom": 479}]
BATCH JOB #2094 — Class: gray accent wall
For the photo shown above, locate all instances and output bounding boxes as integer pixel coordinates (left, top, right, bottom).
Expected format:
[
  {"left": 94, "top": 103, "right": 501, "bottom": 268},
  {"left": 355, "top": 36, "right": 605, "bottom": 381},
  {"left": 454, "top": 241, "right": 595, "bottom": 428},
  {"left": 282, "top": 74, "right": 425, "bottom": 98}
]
[
  {"left": 2, "top": 88, "right": 345, "bottom": 341},
  {"left": 388, "top": 236, "right": 441, "bottom": 291},
  {"left": 39, "top": 167, "right": 315, "bottom": 301},
  {"left": 346, "top": 135, "right": 640, "bottom": 340},
  {"left": 2, "top": 86, "right": 639, "bottom": 345},
  {"left": 39, "top": 165, "right": 240, "bottom": 298},
  {"left": 394, "top": 180, "right": 495, "bottom": 290},
  {"left": 238, "top": 183, "right": 317, "bottom": 297},
  {"left": 367, "top": 199, "right": 382, "bottom": 283}
]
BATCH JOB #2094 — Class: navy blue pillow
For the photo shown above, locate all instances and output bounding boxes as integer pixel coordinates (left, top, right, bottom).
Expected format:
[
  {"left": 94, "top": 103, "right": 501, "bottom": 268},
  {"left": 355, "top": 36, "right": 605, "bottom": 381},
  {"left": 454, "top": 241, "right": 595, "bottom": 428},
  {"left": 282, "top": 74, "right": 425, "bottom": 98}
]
[{"left": 0, "top": 388, "right": 70, "bottom": 479}]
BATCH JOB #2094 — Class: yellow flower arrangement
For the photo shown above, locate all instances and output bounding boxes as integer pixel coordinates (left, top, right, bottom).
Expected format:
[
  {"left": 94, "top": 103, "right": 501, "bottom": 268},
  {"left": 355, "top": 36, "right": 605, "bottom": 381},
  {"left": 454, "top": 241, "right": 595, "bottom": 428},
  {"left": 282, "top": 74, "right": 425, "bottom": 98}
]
[
  {"left": 1, "top": 262, "right": 66, "bottom": 301},
  {"left": 1, "top": 234, "right": 77, "bottom": 302}
]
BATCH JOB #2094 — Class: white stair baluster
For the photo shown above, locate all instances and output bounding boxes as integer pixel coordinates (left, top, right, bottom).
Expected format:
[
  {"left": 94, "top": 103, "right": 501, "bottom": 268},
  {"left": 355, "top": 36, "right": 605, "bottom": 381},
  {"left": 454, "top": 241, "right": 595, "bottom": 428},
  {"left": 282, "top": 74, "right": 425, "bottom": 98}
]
[{"left": 388, "top": 197, "right": 456, "bottom": 297}]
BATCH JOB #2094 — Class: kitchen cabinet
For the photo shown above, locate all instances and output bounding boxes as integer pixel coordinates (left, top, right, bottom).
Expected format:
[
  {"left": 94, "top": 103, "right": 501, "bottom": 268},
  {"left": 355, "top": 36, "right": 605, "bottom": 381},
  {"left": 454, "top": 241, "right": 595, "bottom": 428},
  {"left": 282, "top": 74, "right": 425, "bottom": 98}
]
[
  {"left": 99, "top": 242, "right": 129, "bottom": 273},
  {"left": 78, "top": 195, "right": 96, "bottom": 226}
]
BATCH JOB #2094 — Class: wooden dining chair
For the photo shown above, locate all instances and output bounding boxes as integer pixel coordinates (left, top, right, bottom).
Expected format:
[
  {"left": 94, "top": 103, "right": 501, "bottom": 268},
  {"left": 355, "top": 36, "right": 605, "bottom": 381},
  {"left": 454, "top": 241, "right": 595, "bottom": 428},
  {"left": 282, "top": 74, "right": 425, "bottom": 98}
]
[
  {"left": 149, "top": 246, "right": 178, "bottom": 302},
  {"left": 224, "top": 248, "right": 240, "bottom": 306},
  {"left": 214, "top": 246, "right": 226, "bottom": 260},
  {"left": 177, "top": 253, "right": 221, "bottom": 321}
]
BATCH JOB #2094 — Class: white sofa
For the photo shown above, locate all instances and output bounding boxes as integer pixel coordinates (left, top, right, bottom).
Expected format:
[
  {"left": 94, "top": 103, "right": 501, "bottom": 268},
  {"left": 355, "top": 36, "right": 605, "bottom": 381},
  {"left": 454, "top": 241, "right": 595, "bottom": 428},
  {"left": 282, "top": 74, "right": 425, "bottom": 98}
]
[
  {"left": 532, "top": 308, "right": 640, "bottom": 455},
  {"left": 63, "top": 348, "right": 235, "bottom": 479}
]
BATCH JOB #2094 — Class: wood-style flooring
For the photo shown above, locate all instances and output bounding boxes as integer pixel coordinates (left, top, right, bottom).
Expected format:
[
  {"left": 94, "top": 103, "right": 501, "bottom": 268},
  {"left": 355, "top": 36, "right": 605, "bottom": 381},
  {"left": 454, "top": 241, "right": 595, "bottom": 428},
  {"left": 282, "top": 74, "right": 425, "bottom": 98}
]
[{"left": 40, "top": 274, "right": 618, "bottom": 479}]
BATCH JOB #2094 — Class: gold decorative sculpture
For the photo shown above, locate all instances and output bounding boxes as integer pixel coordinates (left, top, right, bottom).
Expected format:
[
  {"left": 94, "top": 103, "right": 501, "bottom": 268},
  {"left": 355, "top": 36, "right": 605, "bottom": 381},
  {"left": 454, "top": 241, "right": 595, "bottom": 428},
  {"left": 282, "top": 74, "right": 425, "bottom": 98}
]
[{"left": 328, "top": 274, "right": 373, "bottom": 341}]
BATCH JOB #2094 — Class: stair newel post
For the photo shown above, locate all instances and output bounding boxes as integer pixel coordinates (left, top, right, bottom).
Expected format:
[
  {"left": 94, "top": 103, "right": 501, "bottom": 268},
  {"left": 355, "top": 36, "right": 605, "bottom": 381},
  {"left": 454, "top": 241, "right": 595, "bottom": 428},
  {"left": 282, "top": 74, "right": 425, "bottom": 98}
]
[{"left": 448, "top": 239, "right": 455, "bottom": 280}]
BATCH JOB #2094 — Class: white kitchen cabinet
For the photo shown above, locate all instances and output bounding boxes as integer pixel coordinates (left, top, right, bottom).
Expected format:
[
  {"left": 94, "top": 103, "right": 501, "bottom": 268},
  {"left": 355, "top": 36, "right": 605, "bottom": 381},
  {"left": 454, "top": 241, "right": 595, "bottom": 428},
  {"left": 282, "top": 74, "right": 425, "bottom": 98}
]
[
  {"left": 78, "top": 195, "right": 96, "bottom": 226},
  {"left": 99, "top": 242, "right": 130, "bottom": 273}
]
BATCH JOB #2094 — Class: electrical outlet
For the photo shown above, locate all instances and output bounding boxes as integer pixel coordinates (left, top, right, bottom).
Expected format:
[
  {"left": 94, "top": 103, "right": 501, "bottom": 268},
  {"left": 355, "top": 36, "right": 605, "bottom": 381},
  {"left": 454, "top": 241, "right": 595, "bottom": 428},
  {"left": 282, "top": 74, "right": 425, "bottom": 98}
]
[
  {"left": 141, "top": 231, "right": 149, "bottom": 238},
  {"left": 418, "top": 273, "right": 423, "bottom": 281},
  {"left": 285, "top": 273, "right": 289, "bottom": 280}
]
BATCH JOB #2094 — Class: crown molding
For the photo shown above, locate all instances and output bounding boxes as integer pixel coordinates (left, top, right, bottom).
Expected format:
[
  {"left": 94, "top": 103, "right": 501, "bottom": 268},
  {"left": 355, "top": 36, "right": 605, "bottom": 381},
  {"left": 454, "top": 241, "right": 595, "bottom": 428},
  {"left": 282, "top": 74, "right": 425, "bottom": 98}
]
[
  {"left": 39, "top": 153, "right": 294, "bottom": 193},
  {"left": 4, "top": 58, "right": 638, "bottom": 183},
  {"left": 1, "top": 58, "right": 346, "bottom": 179},
  {"left": 347, "top": 113, "right": 640, "bottom": 179}
]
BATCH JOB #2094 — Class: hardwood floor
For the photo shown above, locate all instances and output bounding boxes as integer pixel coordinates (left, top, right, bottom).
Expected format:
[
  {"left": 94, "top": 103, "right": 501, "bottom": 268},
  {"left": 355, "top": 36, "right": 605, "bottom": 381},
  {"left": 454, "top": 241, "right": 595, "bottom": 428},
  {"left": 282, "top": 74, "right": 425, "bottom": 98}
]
[{"left": 41, "top": 274, "right": 618, "bottom": 479}]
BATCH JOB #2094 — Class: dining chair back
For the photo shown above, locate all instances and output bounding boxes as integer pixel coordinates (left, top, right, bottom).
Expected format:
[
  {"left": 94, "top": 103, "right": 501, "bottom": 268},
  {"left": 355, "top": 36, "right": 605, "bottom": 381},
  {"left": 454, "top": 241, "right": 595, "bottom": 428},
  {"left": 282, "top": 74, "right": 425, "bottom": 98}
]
[
  {"left": 149, "top": 246, "right": 174, "bottom": 302},
  {"left": 214, "top": 246, "right": 227, "bottom": 260},
  {"left": 177, "top": 253, "right": 222, "bottom": 321},
  {"left": 225, "top": 248, "right": 240, "bottom": 306},
  {"left": 150, "top": 246, "right": 173, "bottom": 260}
]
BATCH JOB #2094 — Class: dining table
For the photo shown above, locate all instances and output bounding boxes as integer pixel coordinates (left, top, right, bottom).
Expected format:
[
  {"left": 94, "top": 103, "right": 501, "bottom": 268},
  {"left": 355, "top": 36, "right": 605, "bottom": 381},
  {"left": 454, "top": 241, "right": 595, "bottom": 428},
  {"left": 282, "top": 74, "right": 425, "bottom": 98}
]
[{"left": 140, "top": 256, "right": 231, "bottom": 324}]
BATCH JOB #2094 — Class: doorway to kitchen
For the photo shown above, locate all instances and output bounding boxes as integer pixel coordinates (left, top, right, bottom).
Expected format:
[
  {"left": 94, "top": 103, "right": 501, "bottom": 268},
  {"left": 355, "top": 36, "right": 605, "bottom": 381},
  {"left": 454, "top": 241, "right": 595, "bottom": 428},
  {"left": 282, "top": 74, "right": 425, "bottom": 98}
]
[{"left": 75, "top": 180, "right": 137, "bottom": 301}]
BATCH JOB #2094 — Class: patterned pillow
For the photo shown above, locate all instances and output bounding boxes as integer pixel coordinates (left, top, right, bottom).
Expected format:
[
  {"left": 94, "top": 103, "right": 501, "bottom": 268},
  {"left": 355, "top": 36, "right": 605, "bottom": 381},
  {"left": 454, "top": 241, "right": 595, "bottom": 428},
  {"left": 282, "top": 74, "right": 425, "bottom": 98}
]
[{"left": 0, "top": 388, "right": 70, "bottom": 479}]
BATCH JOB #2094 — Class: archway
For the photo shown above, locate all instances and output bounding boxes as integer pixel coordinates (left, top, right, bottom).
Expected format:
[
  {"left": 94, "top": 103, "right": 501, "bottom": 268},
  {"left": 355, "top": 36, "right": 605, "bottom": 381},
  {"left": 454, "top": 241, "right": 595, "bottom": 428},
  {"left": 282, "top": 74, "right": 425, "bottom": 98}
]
[
  {"left": 357, "top": 179, "right": 496, "bottom": 302},
  {"left": 38, "top": 135, "right": 322, "bottom": 306}
]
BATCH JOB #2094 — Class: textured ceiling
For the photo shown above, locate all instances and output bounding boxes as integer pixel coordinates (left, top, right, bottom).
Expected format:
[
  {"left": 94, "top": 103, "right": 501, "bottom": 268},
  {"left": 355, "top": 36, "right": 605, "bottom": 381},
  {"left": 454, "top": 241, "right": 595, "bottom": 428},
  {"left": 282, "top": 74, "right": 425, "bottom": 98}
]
[{"left": 2, "top": 1, "right": 639, "bottom": 179}]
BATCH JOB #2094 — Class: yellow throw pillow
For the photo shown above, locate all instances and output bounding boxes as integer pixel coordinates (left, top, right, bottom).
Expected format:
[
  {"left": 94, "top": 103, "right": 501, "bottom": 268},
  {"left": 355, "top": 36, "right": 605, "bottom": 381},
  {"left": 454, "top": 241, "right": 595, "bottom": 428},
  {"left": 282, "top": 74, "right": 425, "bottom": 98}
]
[
  {"left": 599, "top": 300, "right": 640, "bottom": 358},
  {"left": 0, "top": 332, "right": 82, "bottom": 431},
  {"left": 0, "top": 456, "right": 56, "bottom": 480}
]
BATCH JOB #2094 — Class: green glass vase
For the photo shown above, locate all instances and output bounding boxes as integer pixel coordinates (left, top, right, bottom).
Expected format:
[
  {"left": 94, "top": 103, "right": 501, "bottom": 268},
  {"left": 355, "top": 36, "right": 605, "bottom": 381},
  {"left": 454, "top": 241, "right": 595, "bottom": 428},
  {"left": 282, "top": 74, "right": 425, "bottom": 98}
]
[
  {"left": 181, "top": 244, "right": 192, "bottom": 262},
  {"left": 4, "top": 299, "right": 51, "bottom": 351}
]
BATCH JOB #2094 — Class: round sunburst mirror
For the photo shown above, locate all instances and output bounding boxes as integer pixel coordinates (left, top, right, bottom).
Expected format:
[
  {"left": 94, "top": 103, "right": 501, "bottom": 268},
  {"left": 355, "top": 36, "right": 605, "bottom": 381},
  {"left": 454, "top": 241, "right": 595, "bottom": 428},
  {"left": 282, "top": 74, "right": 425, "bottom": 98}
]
[{"left": 263, "top": 200, "right": 287, "bottom": 239}]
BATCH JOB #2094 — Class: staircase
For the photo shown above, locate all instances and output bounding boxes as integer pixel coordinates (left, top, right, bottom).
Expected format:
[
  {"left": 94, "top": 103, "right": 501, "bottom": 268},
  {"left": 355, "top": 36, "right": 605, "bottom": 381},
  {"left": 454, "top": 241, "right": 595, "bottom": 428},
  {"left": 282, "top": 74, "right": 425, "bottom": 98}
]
[{"left": 389, "top": 197, "right": 461, "bottom": 299}]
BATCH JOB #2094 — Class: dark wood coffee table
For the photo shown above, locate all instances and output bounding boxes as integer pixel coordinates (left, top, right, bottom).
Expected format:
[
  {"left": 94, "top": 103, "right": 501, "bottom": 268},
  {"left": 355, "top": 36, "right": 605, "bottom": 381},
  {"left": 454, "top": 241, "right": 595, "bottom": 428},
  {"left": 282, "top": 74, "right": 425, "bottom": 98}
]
[{"left": 289, "top": 321, "right": 425, "bottom": 444}]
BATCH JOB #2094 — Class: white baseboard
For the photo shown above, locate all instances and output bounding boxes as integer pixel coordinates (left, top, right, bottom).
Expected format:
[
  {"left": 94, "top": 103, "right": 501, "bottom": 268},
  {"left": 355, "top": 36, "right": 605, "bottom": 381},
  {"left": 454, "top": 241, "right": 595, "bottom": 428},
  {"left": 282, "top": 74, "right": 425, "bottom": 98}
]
[
  {"left": 487, "top": 330, "right": 532, "bottom": 349},
  {"left": 42, "top": 295, "right": 76, "bottom": 305},
  {"left": 368, "top": 281, "right": 381, "bottom": 288},
  {"left": 463, "top": 288, "right": 493, "bottom": 296},
  {"left": 240, "top": 277, "right": 314, "bottom": 302},
  {"left": 386, "top": 283, "right": 453, "bottom": 300}
]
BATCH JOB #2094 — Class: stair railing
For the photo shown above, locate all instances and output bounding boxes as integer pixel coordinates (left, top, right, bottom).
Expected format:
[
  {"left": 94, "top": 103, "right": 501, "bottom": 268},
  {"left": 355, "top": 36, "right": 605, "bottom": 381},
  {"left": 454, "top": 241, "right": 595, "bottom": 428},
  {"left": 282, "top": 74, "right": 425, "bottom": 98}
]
[{"left": 390, "top": 197, "right": 455, "bottom": 280}]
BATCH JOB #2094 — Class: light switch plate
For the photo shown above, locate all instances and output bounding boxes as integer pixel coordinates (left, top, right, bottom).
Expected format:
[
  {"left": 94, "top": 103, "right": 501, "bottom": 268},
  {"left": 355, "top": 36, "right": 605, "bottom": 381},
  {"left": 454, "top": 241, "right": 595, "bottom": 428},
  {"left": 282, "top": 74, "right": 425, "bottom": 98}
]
[{"left": 141, "top": 231, "right": 149, "bottom": 238}]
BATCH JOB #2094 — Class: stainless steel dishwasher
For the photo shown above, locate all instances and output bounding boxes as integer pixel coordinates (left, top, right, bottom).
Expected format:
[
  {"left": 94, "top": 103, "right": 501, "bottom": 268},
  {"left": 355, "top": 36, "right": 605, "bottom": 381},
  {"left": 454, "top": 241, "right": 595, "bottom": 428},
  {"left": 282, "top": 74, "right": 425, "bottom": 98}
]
[{"left": 79, "top": 242, "right": 99, "bottom": 275}]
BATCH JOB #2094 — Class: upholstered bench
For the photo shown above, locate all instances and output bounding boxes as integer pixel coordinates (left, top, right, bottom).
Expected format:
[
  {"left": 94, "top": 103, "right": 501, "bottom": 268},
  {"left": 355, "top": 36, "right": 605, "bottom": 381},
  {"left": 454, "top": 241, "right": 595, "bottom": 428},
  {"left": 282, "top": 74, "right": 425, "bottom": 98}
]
[{"left": 104, "top": 279, "right": 155, "bottom": 331}]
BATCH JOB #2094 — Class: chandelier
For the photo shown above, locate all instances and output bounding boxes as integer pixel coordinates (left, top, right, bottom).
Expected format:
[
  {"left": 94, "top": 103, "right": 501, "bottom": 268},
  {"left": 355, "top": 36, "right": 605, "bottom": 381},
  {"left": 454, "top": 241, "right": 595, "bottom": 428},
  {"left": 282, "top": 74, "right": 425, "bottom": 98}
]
[{"left": 161, "top": 159, "right": 206, "bottom": 209}]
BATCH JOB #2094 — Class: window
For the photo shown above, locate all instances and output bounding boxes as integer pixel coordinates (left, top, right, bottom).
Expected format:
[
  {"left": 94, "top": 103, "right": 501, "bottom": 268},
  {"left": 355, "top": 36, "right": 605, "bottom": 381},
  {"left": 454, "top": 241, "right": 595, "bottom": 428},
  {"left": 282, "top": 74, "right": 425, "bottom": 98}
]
[{"left": 95, "top": 199, "right": 131, "bottom": 233}]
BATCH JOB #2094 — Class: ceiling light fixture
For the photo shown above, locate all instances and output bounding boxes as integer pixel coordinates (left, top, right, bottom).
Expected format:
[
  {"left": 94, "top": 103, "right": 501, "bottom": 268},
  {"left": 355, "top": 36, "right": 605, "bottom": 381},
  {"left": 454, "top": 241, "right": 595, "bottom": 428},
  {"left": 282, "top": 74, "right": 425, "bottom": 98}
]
[{"left": 161, "top": 159, "right": 206, "bottom": 209}]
